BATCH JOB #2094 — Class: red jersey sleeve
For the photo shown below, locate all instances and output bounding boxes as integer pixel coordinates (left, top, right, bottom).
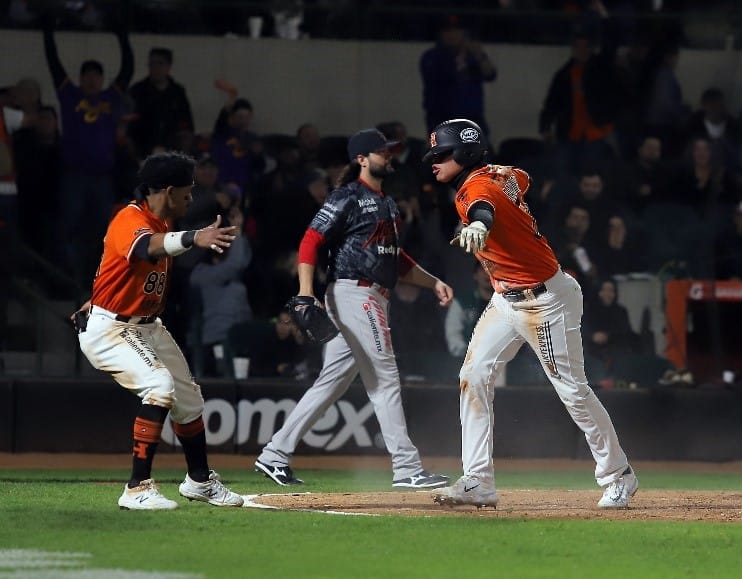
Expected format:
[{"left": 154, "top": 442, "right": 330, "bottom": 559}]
[{"left": 298, "top": 228, "right": 326, "bottom": 265}]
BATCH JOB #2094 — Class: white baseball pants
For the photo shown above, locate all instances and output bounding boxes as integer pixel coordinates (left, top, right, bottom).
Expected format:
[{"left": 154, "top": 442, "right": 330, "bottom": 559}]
[
  {"left": 79, "top": 307, "right": 204, "bottom": 424},
  {"left": 459, "top": 269, "right": 629, "bottom": 487}
]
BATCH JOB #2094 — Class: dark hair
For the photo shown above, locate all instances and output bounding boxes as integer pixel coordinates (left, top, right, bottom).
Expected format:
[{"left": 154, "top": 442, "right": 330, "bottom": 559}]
[
  {"left": 701, "top": 87, "right": 723, "bottom": 104},
  {"left": 231, "top": 98, "right": 253, "bottom": 113},
  {"left": 149, "top": 47, "right": 173, "bottom": 64},
  {"left": 137, "top": 151, "right": 195, "bottom": 191},
  {"left": 336, "top": 162, "right": 361, "bottom": 187},
  {"left": 79, "top": 60, "right": 103, "bottom": 75}
]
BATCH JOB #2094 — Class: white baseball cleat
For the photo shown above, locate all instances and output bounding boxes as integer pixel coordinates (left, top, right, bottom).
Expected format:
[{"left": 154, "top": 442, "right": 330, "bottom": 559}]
[
  {"left": 598, "top": 466, "right": 639, "bottom": 509},
  {"left": 179, "top": 470, "right": 244, "bottom": 507},
  {"left": 118, "top": 479, "right": 179, "bottom": 510},
  {"left": 432, "top": 475, "right": 499, "bottom": 509}
]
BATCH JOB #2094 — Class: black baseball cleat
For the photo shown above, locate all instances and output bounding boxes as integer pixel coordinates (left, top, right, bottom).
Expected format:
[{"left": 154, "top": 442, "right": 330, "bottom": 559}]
[
  {"left": 392, "top": 470, "right": 449, "bottom": 489},
  {"left": 254, "top": 460, "right": 304, "bottom": 486}
]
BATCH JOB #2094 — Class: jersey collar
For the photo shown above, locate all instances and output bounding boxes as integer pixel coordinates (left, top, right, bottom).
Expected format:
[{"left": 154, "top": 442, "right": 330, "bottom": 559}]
[{"left": 358, "top": 177, "right": 384, "bottom": 196}]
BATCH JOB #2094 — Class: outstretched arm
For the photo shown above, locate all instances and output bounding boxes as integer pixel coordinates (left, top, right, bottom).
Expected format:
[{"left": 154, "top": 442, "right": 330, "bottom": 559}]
[
  {"left": 398, "top": 250, "right": 453, "bottom": 307},
  {"left": 42, "top": 18, "right": 67, "bottom": 89},
  {"left": 112, "top": 1, "right": 133, "bottom": 91}
]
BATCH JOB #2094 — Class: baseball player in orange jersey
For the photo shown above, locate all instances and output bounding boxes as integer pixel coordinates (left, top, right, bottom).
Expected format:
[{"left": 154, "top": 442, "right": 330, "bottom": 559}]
[
  {"left": 423, "top": 119, "right": 638, "bottom": 509},
  {"left": 72, "top": 151, "right": 244, "bottom": 510}
]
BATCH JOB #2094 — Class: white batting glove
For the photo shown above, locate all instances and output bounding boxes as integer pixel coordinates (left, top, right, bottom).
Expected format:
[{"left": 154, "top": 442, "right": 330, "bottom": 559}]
[{"left": 457, "top": 221, "right": 489, "bottom": 254}]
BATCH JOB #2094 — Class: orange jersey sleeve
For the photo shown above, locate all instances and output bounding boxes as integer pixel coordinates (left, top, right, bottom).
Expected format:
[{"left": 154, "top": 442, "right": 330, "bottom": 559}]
[
  {"left": 90, "top": 201, "right": 170, "bottom": 317},
  {"left": 455, "top": 165, "right": 558, "bottom": 288}
]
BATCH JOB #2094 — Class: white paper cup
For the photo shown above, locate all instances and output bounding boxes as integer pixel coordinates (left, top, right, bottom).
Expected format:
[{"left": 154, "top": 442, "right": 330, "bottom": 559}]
[
  {"left": 233, "top": 357, "right": 250, "bottom": 380},
  {"left": 248, "top": 16, "right": 263, "bottom": 39}
]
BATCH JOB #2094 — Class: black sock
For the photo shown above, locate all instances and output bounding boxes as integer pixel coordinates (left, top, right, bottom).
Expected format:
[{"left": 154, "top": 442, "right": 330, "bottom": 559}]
[
  {"left": 173, "top": 417, "right": 210, "bottom": 482},
  {"left": 129, "top": 404, "right": 169, "bottom": 488}
]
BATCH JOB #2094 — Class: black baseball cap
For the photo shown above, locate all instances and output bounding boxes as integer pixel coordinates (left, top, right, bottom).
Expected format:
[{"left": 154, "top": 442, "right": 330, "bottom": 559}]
[{"left": 347, "top": 128, "right": 399, "bottom": 161}]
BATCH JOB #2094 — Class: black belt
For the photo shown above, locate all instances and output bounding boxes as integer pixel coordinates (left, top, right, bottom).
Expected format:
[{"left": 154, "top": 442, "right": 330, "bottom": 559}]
[
  {"left": 115, "top": 313, "right": 158, "bottom": 324},
  {"left": 356, "top": 279, "right": 392, "bottom": 299},
  {"left": 502, "top": 283, "right": 547, "bottom": 302}
]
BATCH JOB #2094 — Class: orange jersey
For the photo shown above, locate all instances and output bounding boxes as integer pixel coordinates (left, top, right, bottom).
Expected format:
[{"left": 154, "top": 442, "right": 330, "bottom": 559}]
[
  {"left": 90, "top": 200, "right": 170, "bottom": 317},
  {"left": 455, "top": 165, "right": 559, "bottom": 288}
]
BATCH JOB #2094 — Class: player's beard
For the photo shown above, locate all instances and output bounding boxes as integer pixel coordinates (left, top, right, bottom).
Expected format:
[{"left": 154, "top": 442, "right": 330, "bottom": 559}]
[{"left": 369, "top": 159, "right": 394, "bottom": 179}]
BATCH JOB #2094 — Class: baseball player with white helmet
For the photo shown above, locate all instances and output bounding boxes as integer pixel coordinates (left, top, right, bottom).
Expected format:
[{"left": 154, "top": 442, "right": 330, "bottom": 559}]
[
  {"left": 72, "top": 151, "right": 244, "bottom": 510},
  {"left": 424, "top": 119, "right": 638, "bottom": 509},
  {"left": 255, "top": 128, "right": 453, "bottom": 489}
]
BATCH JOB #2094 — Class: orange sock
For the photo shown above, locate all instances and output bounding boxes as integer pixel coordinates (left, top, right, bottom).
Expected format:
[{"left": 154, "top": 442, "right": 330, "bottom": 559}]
[{"left": 129, "top": 405, "right": 168, "bottom": 487}]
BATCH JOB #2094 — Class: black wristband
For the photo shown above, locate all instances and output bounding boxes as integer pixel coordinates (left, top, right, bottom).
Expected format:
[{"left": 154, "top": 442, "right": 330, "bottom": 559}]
[{"left": 182, "top": 230, "right": 197, "bottom": 248}]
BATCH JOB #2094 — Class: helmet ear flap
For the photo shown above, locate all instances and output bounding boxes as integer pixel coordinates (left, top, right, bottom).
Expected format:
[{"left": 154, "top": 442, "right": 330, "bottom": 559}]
[{"left": 453, "top": 143, "right": 485, "bottom": 167}]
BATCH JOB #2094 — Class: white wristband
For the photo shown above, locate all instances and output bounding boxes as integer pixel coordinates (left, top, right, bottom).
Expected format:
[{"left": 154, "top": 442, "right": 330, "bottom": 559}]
[{"left": 163, "top": 231, "right": 192, "bottom": 256}]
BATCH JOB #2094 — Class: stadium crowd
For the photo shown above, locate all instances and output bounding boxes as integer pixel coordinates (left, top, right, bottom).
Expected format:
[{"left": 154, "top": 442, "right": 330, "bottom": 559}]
[{"left": 1, "top": 2, "right": 740, "bottom": 386}]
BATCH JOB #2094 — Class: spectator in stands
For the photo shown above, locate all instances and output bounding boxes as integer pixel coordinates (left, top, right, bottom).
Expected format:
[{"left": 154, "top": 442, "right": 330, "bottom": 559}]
[
  {"left": 684, "top": 87, "right": 741, "bottom": 171},
  {"left": 551, "top": 203, "right": 600, "bottom": 290},
  {"left": 390, "top": 281, "right": 450, "bottom": 380},
  {"left": 296, "top": 122, "right": 321, "bottom": 170},
  {"left": 12, "top": 105, "right": 62, "bottom": 259},
  {"left": 128, "top": 47, "right": 194, "bottom": 159},
  {"left": 1, "top": 78, "right": 45, "bottom": 230},
  {"left": 42, "top": 12, "right": 133, "bottom": 287},
  {"left": 189, "top": 203, "right": 253, "bottom": 377},
  {"left": 672, "top": 136, "right": 734, "bottom": 217},
  {"left": 227, "top": 309, "right": 311, "bottom": 378},
  {"left": 554, "top": 167, "right": 625, "bottom": 247},
  {"left": 584, "top": 278, "right": 639, "bottom": 370},
  {"left": 539, "top": 28, "right": 625, "bottom": 176},
  {"left": 593, "top": 215, "right": 648, "bottom": 277},
  {"left": 444, "top": 263, "right": 492, "bottom": 359},
  {"left": 265, "top": 167, "right": 329, "bottom": 255},
  {"left": 420, "top": 15, "right": 497, "bottom": 138},
  {"left": 614, "top": 31, "right": 653, "bottom": 158},
  {"left": 642, "top": 43, "right": 688, "bottom": 158},
  {"left": 6, "top": 77, "right": 43, "bottom": 120},
  {"left": 210, "top": 96, "right": 267, "bottom": 193},
  {"left": 620, "top": 134, "right": 671, "bottom": 215},
  {"left": 714, "top": 200, "right": 742, "bottom": 280}
]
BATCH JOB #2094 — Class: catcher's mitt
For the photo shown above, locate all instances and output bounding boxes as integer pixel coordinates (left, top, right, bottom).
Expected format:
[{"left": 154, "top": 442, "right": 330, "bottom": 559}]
[{"left": 285, "top": 295, "right": 339, "bottom": 344}]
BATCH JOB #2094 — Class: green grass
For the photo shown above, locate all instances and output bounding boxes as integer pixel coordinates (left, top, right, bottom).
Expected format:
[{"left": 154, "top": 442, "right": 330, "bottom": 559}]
[{"left": 1, "top": 467, "right": 741, "bottom": 578}]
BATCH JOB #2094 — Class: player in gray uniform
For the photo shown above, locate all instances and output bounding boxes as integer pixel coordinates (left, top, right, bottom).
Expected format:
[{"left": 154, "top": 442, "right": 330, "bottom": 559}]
[{"left": 255, "top": 128, "right": 454, "bottom": 488}]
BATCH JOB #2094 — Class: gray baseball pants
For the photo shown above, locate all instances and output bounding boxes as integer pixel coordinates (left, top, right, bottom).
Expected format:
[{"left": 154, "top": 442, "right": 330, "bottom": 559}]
[{"left": 258, "top": 279, "right": 424, "bottom": 479}]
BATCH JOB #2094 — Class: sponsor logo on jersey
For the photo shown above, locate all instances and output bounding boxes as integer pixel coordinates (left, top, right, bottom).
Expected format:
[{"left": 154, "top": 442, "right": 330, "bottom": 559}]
[
  {"left": 358, "top": 199, "right": 379, "bottom": 215},
  {"left": 161, "top": 398, "right": 377, "bottom": 451},
  {"left": 460, "top": 128, "right": 479, "bottom": 142},
  {"left": 377, "top": 245, "right": 396, "bottom": 255},
  {"left": 362, "top": 220, "right": 397, "bottom": 249}
]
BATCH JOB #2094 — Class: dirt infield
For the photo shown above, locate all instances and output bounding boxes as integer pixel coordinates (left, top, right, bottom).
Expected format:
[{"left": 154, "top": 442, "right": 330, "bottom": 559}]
[
  {"left": 3, "top": 454, "right": 742, "bottom": 522},
  {"left": 247, "top": 490, "right": 742, "bottom": 522}
]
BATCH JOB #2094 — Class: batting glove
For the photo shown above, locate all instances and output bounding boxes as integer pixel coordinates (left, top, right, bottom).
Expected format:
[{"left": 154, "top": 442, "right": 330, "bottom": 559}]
[{"left": 457, "top": 221, "right": 489, "bottom": 254}]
